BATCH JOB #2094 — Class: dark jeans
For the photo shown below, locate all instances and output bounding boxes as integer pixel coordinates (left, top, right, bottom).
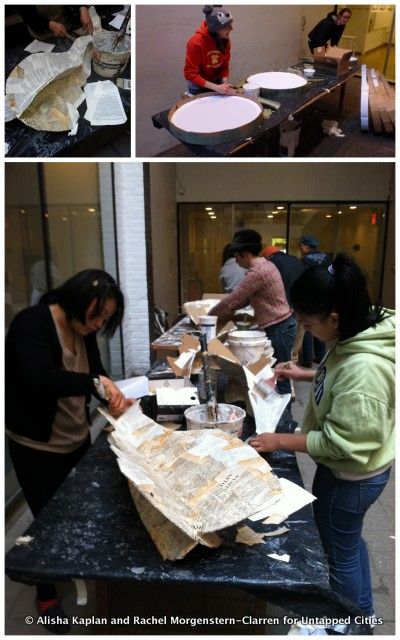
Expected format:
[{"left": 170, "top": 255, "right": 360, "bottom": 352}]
[
  {"left": 312, "top": 463, "right": 391, "bottom": 615},
  {"left": 265, "top": 315, "right": 297, "bottom": 395},
  {"left": 9, "top": 436, "right": 90, "bottom": 601},
  {"left": 302, "top": 331, "right": 326, "bottom": 364},
  {"left": 187, "top": 79, "right": 222, "bottom": 95}
]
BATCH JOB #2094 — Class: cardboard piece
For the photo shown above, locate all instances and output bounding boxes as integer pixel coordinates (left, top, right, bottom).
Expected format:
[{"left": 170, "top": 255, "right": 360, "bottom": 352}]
[{"left": 313, "top": 45, "right": 354, "bottom": 77}]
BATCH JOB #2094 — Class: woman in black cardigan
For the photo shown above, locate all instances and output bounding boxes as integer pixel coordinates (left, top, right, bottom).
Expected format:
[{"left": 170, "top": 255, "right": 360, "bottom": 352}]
[{"left": 6, "top": 269, "right": 131, "bottom": 633}]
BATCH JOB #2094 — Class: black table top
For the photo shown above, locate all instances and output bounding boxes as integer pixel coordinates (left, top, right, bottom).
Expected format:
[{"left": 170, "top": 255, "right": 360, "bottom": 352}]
[
  {"left": 5, "top": 34, "right": 130, "bottom": 158},
  {"left": 152, "top": 64, "right": 359, "bottom": 157},
  {"left": 5, "top": 423, "right": 370, "bottom": 631}
]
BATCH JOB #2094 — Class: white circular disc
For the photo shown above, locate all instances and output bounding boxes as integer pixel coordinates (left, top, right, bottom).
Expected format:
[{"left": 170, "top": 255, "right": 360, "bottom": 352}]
[
  {"left": 247, "top": 72, "right": 307, "bottom": 90},
  {"left": 171, "top": 95, "right": 262, "bottom": 133}
]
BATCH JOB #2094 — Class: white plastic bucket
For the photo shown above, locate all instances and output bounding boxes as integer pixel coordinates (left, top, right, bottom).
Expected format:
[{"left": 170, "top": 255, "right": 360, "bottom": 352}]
[
  {"left": 184, "top": 403, "right": 245, "bottom": 437},
  {"left": 226, "top": 330, "right": 270, "bottom": 366},
  {"left": 242, "top": 82, "right": 260, "bottom": 99},
  {"left": 92, "top": 32, "right": 131, "bottom": 78}
]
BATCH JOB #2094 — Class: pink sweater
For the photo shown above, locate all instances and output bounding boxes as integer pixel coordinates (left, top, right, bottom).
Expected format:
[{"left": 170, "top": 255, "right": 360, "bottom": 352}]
[{"left": 210, "top": 258, "right": 291, "bottom": 328}]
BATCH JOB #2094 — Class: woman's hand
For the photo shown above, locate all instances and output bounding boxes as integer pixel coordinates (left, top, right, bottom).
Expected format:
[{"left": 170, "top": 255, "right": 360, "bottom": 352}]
[
  {"left": 99, "top": 376, "right": 126, "bottom": 415},
  {"left": 109, "top": 398, "right": 136, "bottom": 418},
  {"left": 274, "top": 361, "right": 315, "bottom": 382},
  {"left": 80, "top": 7, "right": 94, "bottom": 34},
  {"left": 49, "top": 20, "right": 68, "bottom": 37},
  {"left": 248, "top": 433, "right": 280, "bottom": 453},
  {"left": 215, "top": 82, "right": 236, "bottom": 95}
]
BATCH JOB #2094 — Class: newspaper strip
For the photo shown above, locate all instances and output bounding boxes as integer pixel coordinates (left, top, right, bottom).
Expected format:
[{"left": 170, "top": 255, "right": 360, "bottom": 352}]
[{"left": 101, "top": 403, "right": 282, "bottom": 558}]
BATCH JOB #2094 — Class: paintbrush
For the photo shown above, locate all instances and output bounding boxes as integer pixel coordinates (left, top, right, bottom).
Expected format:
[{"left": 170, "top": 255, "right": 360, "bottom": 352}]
[{"left": 112, "top": 7, "right": 131, "bottom": 51}]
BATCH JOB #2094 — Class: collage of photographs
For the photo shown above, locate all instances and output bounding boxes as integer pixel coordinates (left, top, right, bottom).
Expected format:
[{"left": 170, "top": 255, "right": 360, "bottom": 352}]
[{"left": 3, "top": 2, "right": 396, "bottom": 638}]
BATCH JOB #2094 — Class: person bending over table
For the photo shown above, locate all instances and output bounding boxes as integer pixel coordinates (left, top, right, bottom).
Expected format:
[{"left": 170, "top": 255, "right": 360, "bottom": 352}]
[
  {"left": 209, "top": 229, "right": 296, "bottom": 397},
  {"left": 250, "top": 253, "right": 394, "bottom": 622},
  {"left": 308, "top": 8, "right": 352, "bottom": 54},
  {"left": 16, "top": 5, "right": 94, "bottom": 40},
  {"left": 5, "top": 269, "right": 133, "bottom": 633},
  {"left": 184, "top": 5, "right": 236, "bottom": 96}
]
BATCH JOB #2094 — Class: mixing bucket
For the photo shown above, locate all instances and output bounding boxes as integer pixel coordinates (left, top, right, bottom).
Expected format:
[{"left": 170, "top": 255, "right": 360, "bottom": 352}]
[
  {"left": 184, "top": 403, "right": 246, "bottom": 437},
  {"left": 92, "top": 32, "right": 131, "bottom": 78},
  {"left": 226, "top": 330, "right": 271, "bottom": 365}
]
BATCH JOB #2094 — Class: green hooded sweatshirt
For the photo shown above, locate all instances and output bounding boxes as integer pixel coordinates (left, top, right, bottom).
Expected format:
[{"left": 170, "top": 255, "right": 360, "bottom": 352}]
[{"left": 303, "top": 309, "right": 395, "bottom": 475}]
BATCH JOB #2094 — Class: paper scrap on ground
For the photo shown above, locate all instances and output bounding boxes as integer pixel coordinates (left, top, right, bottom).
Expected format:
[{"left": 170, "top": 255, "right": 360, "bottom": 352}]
[
  {"left": 100, "top": 402, "right": 282, "bottom": 560},
  {"left": 249, "top": 477, "right": 316, "bottom": 524},
  {"left": 84, "top": 80, "right": 127, "bottom": 126},
  {"left": 267, "top": 552, "right": 290, "bottom": 562},
  {"left": 24, "top": 40, "right": 55, "bottom": 54},
  {"left": 6, "top": 35, "right": 92, "bottom": 131}
]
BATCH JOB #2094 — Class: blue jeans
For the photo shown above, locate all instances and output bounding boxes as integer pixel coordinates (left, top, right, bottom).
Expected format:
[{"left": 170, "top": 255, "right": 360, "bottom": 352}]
[
  {"left": 312, "top": 464, "right": 391, "bottom": 615},
  {"left": 187, "top": 80, "right": 223, "bottom": 95},
  {"left": 265, "top": 316, "right": 296, "bottom": 395}
]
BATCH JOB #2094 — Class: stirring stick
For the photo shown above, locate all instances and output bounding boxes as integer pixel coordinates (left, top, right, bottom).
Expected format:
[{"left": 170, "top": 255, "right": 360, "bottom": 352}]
[{"left": 112, "top": 7, "right": 131, "bottom": 51}]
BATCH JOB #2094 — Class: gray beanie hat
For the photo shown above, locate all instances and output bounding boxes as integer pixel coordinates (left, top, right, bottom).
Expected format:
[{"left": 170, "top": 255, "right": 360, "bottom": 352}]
[{"left": 203, "top": 5, "right": 233, "bottom": 32}]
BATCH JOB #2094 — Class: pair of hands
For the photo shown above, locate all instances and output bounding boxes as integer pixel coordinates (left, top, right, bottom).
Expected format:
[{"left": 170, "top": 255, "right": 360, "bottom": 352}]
[
  {"left": 98, "top": 375, "right": 135, "bottom": 417},
  {"left": 49, "top": 7, "right": 93, "bottom": 38}
]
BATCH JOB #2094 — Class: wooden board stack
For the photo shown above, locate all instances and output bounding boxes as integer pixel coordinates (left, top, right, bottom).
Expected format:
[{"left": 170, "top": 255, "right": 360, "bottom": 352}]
[{"left": 366, "top": 68, "right": 395, "bottom": 134}]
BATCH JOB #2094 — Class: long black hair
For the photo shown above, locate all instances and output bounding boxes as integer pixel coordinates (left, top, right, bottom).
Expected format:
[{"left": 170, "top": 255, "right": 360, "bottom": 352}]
[
  {"left": 290, "top": 253, "right": 386, "bottom": 340},
  {"left": 40, "top": 269, "right": 124, "bottom": 337}
]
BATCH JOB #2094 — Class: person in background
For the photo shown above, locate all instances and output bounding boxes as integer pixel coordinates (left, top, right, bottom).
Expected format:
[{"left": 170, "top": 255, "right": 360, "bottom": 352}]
[
  {"left": 209, "top": 229, "right": 296, "bottom": 396},
  {"left": 261, "top": 245, "right": 304, "bottom": 400},
  {"left": 219, "top": 242, "right": 247, "bottom": 292},
  {"left": 308, "top": 8, "right": 352, "bottom": 53},
  {"left": 250, "top": 254, "right": 394, "bottom": 625},
  {"left": 16, "top": 5, "right": 94, "bottom": 40},
  {"left": 184, "top": 5, "right": 236, "bottom": 95},
  {"left": 261, "top": 245, "right": 304, "bottom": 305},
  {"left": 299, "top": 234, "right": 328, "bottom": 366},
  {"left": 6, "top": 269, "right": 132, "bottom": 633}
]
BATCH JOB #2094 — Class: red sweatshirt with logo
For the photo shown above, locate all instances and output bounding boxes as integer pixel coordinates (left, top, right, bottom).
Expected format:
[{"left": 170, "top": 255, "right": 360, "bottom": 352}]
[{"left": 184, "top": 21, "right": 231, "bottom": 88}]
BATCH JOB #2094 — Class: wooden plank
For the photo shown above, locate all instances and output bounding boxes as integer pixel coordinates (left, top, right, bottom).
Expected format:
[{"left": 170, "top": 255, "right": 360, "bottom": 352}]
[{"left": 367, "top": 69, "right": 383, "bottom": 133}]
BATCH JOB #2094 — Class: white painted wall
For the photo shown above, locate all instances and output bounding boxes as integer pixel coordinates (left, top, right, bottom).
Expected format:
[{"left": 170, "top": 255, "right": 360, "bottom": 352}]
[
  {"left": 175, "top": 162, "right": 393, "bottom": 202},
  {"left": 136, "top": 5, "right": 303, "bottom": 156}
]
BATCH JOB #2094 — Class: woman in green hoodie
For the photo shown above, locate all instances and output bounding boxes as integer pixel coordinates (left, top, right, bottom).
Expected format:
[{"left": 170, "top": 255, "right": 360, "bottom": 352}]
[{"left": 250, "top": 253, "right": 394, "bottom": 620}]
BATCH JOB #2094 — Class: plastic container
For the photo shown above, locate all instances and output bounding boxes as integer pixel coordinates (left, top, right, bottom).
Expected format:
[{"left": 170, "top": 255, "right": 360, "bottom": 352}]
[
  {"left": 92, "top": 32, "right": 131, "bottom": 78},
  {"left": 226, "top": 330, "right": 270, "bottom": 365},
  {"left": 184, "top": 403, "right": 246, "bottom": 437},
  {"left": 199, "top": 315, "right": 218, "bottom": 342},
  {"left": 242, "top": 82, "right": 260, "bottom": 99},
  {"left": 303, "top": 67, "right": 315, "bottom": 77}
]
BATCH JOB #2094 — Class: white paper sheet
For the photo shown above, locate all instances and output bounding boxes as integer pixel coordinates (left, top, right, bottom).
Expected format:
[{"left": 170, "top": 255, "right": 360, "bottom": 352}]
[
  {"left": 24, "top": 40, "right": 55, "bottom": 54},
  {"left": 84, "top": 80, "right": 127, "bottom": 126}
]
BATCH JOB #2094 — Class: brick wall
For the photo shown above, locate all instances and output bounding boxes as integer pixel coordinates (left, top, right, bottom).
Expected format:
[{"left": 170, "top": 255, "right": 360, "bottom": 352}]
[{"left": 113, "top": 163, "right": 151, "bottom": 375}]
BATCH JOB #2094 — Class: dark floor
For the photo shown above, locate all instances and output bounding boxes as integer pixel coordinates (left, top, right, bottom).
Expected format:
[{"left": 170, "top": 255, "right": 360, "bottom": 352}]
[{"left": 157, "top": 77, "right": 395, "bottom": 158}]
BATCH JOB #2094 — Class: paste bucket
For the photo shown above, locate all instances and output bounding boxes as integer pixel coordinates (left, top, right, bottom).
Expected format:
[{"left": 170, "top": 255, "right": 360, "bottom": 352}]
[
  {"left": 242, "top": 82, "right": 260, "bottom": 99},
  {"left": 92, "top": 32, "right": 131, "bottom": 78},
  {"left": 199, "top": 315, "right": 218, "bottom": 342},
  {"left": 184, "top": 403, "right": 246, "bottom": 437},
  {"left": 227, "top": 330, "right": 271, "bottom": 366}
]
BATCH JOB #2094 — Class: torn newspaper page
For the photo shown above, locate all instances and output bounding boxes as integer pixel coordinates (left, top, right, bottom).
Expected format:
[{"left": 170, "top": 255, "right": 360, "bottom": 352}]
[
  {"left": 249, "top": 477, "right": 316, "bottom": 524},
  {"left": 6, "top": 35, "right": 92, "bottom": 131},
  {"left": 100, "top": 402, "right": 282, "bottom": 560},
  {"left": 84, "top": 80, "right": 127, "bottom": 125}
]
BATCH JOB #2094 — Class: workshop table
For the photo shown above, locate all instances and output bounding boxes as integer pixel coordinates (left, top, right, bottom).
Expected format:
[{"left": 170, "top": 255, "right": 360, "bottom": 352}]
[
  {"left": 5, "top": 427, "right": 370, "bottom": 635},
  {"left": 152, "top": 65, "right": 360, "bottom": 157},
  {"left": 5, "top": 32, "right": 130, "bottom": 157}
]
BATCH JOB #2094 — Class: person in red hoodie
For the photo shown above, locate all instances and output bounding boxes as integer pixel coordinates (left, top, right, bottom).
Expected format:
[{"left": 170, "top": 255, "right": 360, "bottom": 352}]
[{"left": 184, "top": 5, "right": 236, "bottom": 95}]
